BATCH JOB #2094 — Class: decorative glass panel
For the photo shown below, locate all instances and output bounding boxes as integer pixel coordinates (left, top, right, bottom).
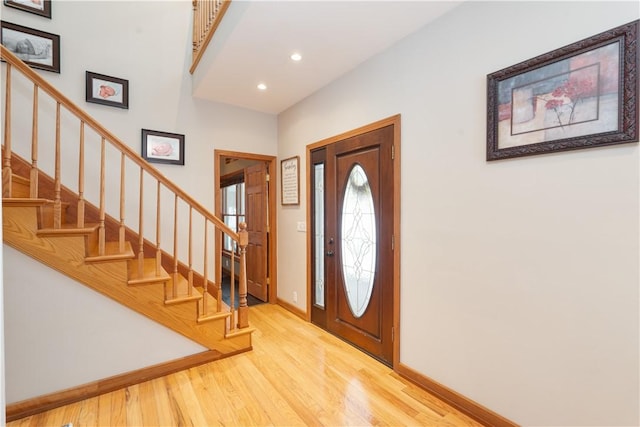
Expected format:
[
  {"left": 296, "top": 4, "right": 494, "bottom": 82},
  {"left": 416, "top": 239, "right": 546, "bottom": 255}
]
[
  {"left": 341, "top": 164, "right": 376, "bottom": 318},
  {"left": 314, "top": 164, "right": 325, "bottom": 308}
]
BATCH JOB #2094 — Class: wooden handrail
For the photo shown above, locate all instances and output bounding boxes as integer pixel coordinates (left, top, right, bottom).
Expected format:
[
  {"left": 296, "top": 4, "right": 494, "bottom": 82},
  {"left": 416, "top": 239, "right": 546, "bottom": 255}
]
[
  {"left": 0, "top": 45, "right": 237, "bottom": 240},
  {"left": 1, "top": 44, "right": 250, "bottom": 330},
  {"left": 190, "top": 0, "right": 231, "bottom": 74}
]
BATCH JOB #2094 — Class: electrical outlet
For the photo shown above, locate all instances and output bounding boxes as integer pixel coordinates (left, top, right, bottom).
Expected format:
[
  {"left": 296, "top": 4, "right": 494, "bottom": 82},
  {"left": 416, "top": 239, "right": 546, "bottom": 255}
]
[
  {"left": 296, "top": 221, "right": 306, "bottom": 232},
  {"left": 293, "top": 291, "right": 298, "bottom": 303}
]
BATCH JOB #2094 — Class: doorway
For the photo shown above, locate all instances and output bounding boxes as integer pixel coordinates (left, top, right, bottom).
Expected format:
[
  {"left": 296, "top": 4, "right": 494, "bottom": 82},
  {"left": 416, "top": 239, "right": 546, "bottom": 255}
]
[
  {"left": 307, "top": 115, "right": 400, "bottom": 367},
  {"left": 215, "top": 150, "right": 277, "bottom": 303}
]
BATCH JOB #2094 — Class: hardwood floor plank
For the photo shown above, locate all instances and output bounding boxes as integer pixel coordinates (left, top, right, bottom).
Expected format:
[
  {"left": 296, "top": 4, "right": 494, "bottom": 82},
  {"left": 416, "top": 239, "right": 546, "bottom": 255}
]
[
  {"left": 136, "top": 381, "right": 161, "bottom": 427},
  {"left": 6, "top": 304, "right": 488, "bottom": 426},
  {"left": 124, "top": 384, "right": 144, "bottom": 427},
  {"left": 150, "top": 376, "right": 178, "bottom": 426},
  {"left": 77, "top": 396, "right": 99, "bottom": 426},
  {"left": 172, "top": 370, "right": 211, "bottom": 427},
  {"left": 96, "top": 388, "right": 112, "bottom": 427},
  {"left": 59, "top": 400, "right": 82, "bottom": 427},
  {"left": 183, "top": 367, "right": 224, "bottom": 426},
  {"left": 109, "top": 388, "right": 127, "bottom": 427}
]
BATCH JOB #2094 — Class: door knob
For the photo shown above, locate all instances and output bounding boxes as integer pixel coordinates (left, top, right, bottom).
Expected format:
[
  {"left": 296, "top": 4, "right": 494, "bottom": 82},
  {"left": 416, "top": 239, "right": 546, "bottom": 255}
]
[{"left": 326, "top": 250, "right": 335, "bottom": 257}]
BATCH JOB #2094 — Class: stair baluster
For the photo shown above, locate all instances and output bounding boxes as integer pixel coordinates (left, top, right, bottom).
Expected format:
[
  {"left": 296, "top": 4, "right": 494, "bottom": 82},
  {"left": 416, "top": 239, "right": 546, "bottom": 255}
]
[
  {"left": 137, "top": 167, "right": 145, "bottom": 279},
  {"left": 53, "top": 103, "right": 61, "bottom": 229},
  {"left": 188, "top": 205, "right": 194, "bottom": 296},
  {"left": 30, "top": 85, "right": 38, "bottom": 198},
  {"left": 230, "top": 239, "right": 235, "bottom": 330},
  {"left": 156, "top": 181, "right": 162, "bottom": 275},
  {"left": 119, "top": 152, "right": 126, "bottom": 253},
  {"left": 202, "top": 218, "right": 209, "bottom": 315},
  {"left": 172, "top": 194, "right": 179, "bottom": 299},
  {"left": 98, "top": 137, "right": 106, "bottom": 255},
  {"left": 77, "top": 122, "right": 85, "bottom": 228},
  {"left": 3, "top": 63, "right": 12, "bottom": 198}
]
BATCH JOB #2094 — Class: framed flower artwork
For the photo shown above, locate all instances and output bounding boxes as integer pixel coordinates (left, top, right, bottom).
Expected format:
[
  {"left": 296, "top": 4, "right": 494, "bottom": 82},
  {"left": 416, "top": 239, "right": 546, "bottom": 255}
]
[{"left": 486, "top": 20, "right": 638, "bottom": 160}]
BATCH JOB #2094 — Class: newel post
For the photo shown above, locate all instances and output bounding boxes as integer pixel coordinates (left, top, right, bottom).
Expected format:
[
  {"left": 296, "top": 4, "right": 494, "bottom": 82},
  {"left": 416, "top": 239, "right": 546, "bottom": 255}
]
[{"left": 237, "top": 222, "right": 249, "bottom": 328}]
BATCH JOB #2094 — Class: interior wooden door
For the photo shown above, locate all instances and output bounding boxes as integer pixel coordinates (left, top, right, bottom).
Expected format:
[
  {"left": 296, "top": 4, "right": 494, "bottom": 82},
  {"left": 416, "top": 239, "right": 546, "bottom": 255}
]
[
  {"left": 312, "top": 125, "right": 395, "bottom": 365},
  {"left": 245, "top": 162, "right": 269, "bottom": 302}
]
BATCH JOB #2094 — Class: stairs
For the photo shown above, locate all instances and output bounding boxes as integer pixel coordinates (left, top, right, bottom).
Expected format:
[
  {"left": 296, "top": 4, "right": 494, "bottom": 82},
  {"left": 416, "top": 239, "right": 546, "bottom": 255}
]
[
  {"left": 2, "top": 174, "right": 253, "bottom": 354},
  {"left": 1, "top": 42, "right": 253, "bottom": 364}
]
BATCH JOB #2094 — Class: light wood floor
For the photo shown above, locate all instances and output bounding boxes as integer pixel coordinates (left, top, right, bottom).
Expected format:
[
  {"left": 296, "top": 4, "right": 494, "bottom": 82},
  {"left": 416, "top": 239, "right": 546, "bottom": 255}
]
[{"left": 7, "top": 304, "right": 482, "bottom": 426}]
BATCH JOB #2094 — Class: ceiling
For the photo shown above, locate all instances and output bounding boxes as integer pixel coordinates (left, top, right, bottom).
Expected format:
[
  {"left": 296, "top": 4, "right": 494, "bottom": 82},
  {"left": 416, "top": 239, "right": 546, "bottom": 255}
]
[{"left": 192, "top": 1, "right": 461, "bottom": 115}]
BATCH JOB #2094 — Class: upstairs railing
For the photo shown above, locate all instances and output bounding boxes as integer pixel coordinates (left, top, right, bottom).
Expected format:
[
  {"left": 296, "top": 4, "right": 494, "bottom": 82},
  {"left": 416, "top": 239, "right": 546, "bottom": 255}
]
[
  {"left": 190, "top": 0, "right": 231, "bottom": 74},
  {"left": 1, "top": 44, "right": 250, "bottom": 331}
]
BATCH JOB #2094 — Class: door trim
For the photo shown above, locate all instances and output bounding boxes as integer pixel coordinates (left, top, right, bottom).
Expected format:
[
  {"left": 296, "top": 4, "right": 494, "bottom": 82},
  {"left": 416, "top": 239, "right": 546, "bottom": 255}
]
[
  {"left": 305, "top": 114, "right": 401, "bottom": 368},
  {"left": 214, "top": 150, "right": 278, "bottom": 304}
]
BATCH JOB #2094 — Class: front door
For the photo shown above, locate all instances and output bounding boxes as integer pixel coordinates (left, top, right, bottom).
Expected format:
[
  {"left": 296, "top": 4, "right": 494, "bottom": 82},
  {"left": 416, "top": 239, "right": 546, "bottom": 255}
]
[
  {"left": 245, "top": 162, "right": 269, "bottom": 302},
  {"left": 311, "top": 124, "right": 395, "bottom": 365}
]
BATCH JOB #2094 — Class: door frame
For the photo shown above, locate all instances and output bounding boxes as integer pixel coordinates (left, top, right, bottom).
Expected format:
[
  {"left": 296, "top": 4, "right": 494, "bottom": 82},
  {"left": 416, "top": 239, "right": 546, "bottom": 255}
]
[
  {"left": 305, "top": 114, "right": 401, "bottom": 368},
  {"left": 214, "top": 150, "right": 278, "bottom": 304}
]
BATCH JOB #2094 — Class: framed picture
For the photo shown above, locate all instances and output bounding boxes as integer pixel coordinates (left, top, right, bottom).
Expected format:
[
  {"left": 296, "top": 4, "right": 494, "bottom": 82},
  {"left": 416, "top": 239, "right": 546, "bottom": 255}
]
[
  {"left": 86, "top": 71, "right": 129, "bottom": 109},
  {"left": 141, "top": 129, "right": 185, "bottom": 165},
  {"left": 487, "top": 20, "right": 638, "bottom": 161},
  {"left": 281, "top": 156, "right": 299, "bottom": 205},
  {"left": 0, "top": 21, "right": 59, "bottom": 72},
  {"left": 3, "top": 0, "right": 51, "bottom": 19}
]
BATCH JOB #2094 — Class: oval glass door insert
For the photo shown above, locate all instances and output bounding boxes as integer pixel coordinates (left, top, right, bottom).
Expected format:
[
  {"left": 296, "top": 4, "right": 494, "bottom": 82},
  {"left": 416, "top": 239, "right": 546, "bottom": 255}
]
[{"left": 341, "top": 164, "right": 376, "bottom": 318}]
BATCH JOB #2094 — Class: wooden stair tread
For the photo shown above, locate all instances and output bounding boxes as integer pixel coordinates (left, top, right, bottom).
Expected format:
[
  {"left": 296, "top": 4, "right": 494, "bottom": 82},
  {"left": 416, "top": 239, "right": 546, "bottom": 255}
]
[
  {"left": 85, "top": 241, "right": 135, "bottom": 263},
  {"left": 165, "top": 274, "right": 202, "bottom": 305},
  {"left": 37, "top": 222, "right": 100, "bottom": 236},
  {"left": 2, "top": 198, "right": 52, "bottom": 207},
  {"left": 226, "top": 326, "right": 256, "bottom": 339},
  {"left": 127, "top": 258, "right": 170, "bottom": 285},
  {"left": 197, "top": 292, "right": 231, "bottom": 323}
]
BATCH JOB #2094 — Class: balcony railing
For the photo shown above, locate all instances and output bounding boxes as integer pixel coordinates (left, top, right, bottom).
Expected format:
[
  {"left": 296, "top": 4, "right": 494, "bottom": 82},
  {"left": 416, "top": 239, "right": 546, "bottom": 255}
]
[{"left": 190, "top": 0, "right": 231, "bottom": 74}]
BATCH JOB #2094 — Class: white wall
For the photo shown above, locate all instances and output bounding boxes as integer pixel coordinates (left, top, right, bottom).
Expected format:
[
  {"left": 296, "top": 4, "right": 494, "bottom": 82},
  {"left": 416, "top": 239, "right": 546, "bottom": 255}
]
[
  {"left": 1, "top": 0, "right": 277, "bottom": 403},
  {"left": 277, "top": 2, "right": 639, "bottom": 426}
]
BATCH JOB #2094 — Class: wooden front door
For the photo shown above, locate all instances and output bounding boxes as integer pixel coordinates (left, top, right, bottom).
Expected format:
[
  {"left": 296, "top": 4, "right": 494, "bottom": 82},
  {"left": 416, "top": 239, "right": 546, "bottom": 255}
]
[
  {"left": 311, "top": 124, "right": 395, "bottom": 365},
  {"left": 245, "top": 162, "right": 269, "bottom": 302}
]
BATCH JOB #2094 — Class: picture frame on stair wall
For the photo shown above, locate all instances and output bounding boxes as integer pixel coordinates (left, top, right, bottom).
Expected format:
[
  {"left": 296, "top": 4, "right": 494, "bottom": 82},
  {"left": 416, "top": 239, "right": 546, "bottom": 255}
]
[
  {"left": 0, "top": 20, "right": 59, "bottom": 72},
  {"left": 3, "top": 0, "right": 51, "bottom": 19},
  {"left": 86, "top": 71, "right": 129, "bottom": 109},
  {"left": 141, "top": 129, "right": 185, "bottom": 166}
]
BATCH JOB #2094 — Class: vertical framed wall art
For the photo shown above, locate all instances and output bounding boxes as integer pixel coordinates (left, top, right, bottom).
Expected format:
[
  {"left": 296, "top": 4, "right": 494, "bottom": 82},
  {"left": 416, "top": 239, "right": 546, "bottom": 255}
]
[
  {"left": 487, "top": 20, "right": 638, "bottom": 160},
  {"left": 281, "top": 156, "right": 300, "bottom": 205}
]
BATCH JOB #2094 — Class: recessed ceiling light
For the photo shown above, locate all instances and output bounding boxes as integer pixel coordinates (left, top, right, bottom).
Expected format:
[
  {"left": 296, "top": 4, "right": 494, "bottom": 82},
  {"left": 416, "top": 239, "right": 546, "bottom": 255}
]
[
  {"left": 257, "top": 83, "right": 267, "bottom": 91},
  {"left": 290, "top": 53, "right": 302, "bottom": 62}
]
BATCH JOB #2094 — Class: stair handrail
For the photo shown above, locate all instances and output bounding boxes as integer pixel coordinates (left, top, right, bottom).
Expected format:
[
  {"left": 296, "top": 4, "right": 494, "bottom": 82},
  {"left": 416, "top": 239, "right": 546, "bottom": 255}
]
[
  {"left": 1, "top": 44, "right": 250, "bottom": 330},
  {"left": 190, "top": 0, "right": 231, "bottom": 74},
  {"left": 1, "top": 45, "right": 236, "bottom": 240}
]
